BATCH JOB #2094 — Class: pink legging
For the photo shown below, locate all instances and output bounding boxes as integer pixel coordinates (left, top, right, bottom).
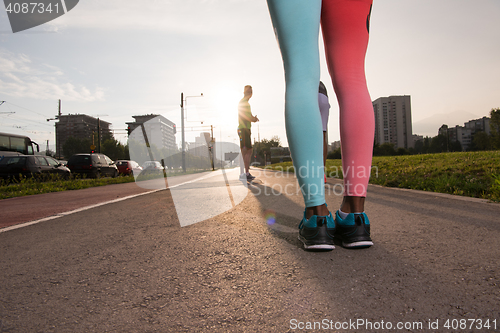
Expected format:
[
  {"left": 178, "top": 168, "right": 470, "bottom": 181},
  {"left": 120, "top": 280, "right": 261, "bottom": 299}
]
[
  {"left": 323, "top": 0, "right": 374, "bottom": 197},
  {"left": 267, "top": 0, "right": 374, "bottom": 206}
]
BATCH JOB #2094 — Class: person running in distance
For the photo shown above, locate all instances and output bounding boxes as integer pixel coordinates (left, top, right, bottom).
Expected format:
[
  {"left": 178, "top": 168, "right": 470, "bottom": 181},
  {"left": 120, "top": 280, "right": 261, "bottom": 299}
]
[
  {"left": 266, "top": 0, "right": 375, "bottom": 250},
  {"left": 238, "top": 85, "right": 259, "bottom": 181},
  {"left": 319, "top": 81, "right": 330, "bottom": 183}
]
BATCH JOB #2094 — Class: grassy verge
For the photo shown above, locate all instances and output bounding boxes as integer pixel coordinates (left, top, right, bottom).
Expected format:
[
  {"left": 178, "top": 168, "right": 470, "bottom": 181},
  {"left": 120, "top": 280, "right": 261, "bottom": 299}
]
[
  {"left": 261, "top": 151, "right": 500, "bottom": 202},
  {"left": 0, "top": 175, "right": 136, "bottom": 200},
  {"left": 0, "top": 167, "right": 219, "bottom": 200}
]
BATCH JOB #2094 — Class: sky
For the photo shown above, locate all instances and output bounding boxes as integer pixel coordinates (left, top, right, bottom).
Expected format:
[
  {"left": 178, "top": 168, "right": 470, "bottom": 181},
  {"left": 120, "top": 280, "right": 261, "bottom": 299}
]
[{"left": 1, "top": 0, "right": 499, "bottom": 152}]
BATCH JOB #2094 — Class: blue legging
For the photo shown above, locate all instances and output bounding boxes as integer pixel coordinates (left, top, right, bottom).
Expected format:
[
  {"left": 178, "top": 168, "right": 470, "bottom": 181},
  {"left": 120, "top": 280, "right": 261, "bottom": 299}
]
[{"left": 267, "top": 0, "right": 324, "bottom": 207}]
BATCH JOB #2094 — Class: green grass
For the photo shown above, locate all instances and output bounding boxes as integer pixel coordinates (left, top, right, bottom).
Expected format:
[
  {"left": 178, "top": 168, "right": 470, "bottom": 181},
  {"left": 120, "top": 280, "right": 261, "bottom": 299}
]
[
  {"left": 0, "top": 175, "right": 136, "bottom": 200},
  {"left": 0, "top": 167, "right": 219, "bottom": 200},
  {"left": 3, "top": 153, "right": 500, "bottom": 201},
  {"left": 262, "top": 151, "right": 500, "bottom": 202}
]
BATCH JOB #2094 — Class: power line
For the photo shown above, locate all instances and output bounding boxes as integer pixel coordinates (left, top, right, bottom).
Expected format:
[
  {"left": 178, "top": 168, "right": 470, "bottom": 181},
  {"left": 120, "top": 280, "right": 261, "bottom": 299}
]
[
  {"left": 1, "top": 114, "right": 54, "bottom": 129},
  {"left": 0, "top": 101, "right": 55, "bottom": 129},
  {"left": 1, "top": 101, "right": 51, "bottom": 118}
]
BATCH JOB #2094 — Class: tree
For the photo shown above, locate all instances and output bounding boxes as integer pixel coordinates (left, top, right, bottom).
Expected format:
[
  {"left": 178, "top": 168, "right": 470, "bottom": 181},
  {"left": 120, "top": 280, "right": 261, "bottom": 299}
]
[
  {"left": 422, "top": 136, "right": 431, "bottom": 153},
  {"left": 253, "top": 136, "right": 281, "bottom": 165},
  {"left": 449, "top": 139, "right": 462, "bottom": 152},
  {"left": 327, "top": 147, "right": 341, "bottom": 159},
  {"left": 396, "top": 147, "right": 409, "bottom": 155},
  {"left": 373, "top": 142, "right": 396, "bottom": 156},
  {"left": 62, "top": 136, "right": 92, "bottom": 159},
  {"left": 429, "top": 134, "right": 447, "bottom": 153},
  {"left": 471, "top": 131, "right": 492, "bottom": 151},
  {"left": 490, "top": 108, "right": 500, "bottom": 149},
  {"left": 101, "top": 137, "right": 128, "bottom": 160},
  {"left": 413, "top": 139, "right": 424, "bottom": 154}
]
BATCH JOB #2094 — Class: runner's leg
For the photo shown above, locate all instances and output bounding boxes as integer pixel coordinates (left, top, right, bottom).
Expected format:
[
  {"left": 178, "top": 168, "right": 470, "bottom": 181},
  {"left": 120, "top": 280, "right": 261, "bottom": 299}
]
[
  {"left": 267, "top": 0, "right": 325, "bottom": 212},
  {"left": 321, "top": 0, "right": 374, "bottom": 204}
]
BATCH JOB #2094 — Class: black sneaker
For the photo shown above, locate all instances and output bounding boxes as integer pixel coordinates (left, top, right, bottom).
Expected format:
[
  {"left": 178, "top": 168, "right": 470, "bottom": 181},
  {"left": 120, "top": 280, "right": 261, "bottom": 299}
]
[
  {"left": 246, "top": 173, "right": 256, "bottom": 181},
  {"left": 298, "top": 211, "right": 335, "bottom": 250},
  {"left": 334, "top": 211, "right": 373, "bottom": 248}
]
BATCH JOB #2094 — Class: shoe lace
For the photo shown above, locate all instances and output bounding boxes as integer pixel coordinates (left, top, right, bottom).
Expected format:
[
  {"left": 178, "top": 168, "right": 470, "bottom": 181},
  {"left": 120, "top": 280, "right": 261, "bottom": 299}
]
[
  {"left": 354, "top": 213, "right": 365, "bottom": 226},
  {"left": 316, "top": 216, "right": 326, "bottom": 226}
]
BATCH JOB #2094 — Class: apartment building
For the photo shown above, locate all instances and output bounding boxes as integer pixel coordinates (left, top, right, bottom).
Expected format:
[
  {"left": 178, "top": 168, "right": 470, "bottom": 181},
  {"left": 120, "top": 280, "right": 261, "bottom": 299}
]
[
  {"left": 55, "top": 114, "right": 111, "bottom": 158},
  {"left": 373, "top": 95, "right": 413, "bottom": 149},
  {"left": 441, "top": 116, "right": 490, "bottom": 151},
  {"left": 187, "top": 132, "right": 214, "bottom": 159},
  {"left": 465, "top": 116, "right": 490, "bottom": 135},
  {"left": 126, "top": 114, "right": 176, "bottom": 151}
]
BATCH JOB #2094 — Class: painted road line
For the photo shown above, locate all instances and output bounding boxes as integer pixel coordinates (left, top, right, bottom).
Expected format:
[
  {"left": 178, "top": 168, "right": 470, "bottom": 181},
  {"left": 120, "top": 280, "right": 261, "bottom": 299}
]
[
  {"left": 0, "top": 189, "right": 163, "bottom": 234},
  {"left": 1, "top": 169, "right": 242, "bottom": 234}
]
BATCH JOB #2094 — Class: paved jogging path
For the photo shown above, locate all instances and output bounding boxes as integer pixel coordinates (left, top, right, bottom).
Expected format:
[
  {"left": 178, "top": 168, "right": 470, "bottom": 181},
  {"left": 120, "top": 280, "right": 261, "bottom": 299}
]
[{"left": 1, "top": 168, "right": 499, "bottom": 332}]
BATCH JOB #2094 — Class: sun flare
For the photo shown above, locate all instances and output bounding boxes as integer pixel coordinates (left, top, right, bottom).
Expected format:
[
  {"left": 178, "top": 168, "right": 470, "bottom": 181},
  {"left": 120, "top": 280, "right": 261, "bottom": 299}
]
[{"left": 210, "top": 84, "right": 242, "bottom": 130}]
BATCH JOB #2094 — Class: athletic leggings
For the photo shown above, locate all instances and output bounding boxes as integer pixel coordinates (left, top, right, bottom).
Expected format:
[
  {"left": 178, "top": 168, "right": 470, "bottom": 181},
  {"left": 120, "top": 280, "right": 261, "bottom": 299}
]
[{"left": 267, "top": 0, "right": 374, "bottom": 207}]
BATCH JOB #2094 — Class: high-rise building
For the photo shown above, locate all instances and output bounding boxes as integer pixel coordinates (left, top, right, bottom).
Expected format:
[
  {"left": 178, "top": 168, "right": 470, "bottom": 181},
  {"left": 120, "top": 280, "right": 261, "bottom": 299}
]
[
  {"left": 55, "top": 114, "right": 111, "bottom": 158},
  {"left": 126, "top": 114, "right": 176, "bottom": 151},
  {"left": 373, "top": 95, "right": 413, "bottom": 149},
  {"left": 188, "top": 132, "right": 208, "bottom": 158},
  {"left": 187, "top": 132, "right": 215, "bottom": 160}
]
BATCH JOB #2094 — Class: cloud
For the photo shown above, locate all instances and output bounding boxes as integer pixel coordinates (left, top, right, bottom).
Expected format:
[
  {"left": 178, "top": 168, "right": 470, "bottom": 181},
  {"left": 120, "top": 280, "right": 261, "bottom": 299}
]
[
  {"left": 49, "top": 0, "right": 266, "bottom": 36},
  {"left": 0, "top": 52, "right": 31, "bottom": 74},
  {"left": 0, "top": 50, "right": 104, "bottom": 101}
]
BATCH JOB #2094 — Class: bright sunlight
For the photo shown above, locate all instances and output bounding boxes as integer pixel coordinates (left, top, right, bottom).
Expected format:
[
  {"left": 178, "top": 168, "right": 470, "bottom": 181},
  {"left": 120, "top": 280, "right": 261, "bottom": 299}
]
[{"left": 209, "top": 83, "right": 243, "bottom": 132}]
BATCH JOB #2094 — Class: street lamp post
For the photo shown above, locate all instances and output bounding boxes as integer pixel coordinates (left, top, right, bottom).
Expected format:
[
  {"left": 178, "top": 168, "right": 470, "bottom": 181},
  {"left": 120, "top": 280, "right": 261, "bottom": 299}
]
[
  {"left": 181, "top": 93, "right": 185, "bottom": 172},
  {"left": 180, "top": 92, "right": 203, "bottom": 172}
]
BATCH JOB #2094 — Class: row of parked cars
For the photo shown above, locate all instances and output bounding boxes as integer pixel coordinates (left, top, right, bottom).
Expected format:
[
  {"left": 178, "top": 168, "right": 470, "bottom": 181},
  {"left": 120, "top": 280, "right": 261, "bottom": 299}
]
[{"left": 0, "top": 152, "right": 164, "bottom": 181}]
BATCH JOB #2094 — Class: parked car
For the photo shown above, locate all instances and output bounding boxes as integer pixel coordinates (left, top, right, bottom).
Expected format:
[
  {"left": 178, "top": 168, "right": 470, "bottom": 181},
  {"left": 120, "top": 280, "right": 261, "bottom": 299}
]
[
  {"left": 137, "top": 161, "right": 165, "bottom": 179},
  {"left": 67, "top": 153, "right": 118, "bottom": 178},
  {"left": 115, "top": 160, "right": 142, "bottom": 176},
  {"left": 0, "top": 155, "right": 71, "bottom": 180},
  {"left": 142, "top": 161, "right": 164, "bottom": 170}
]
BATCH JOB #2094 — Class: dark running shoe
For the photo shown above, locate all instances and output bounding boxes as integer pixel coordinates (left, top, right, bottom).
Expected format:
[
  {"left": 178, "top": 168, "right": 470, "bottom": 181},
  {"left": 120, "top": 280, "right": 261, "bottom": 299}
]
[
  {"left": 298, "top": 211, "right": 335, "bottom": 250},
  {"left": 239, "top": 173, "right": 255, "bottom": 181},
  {"left": 334, "top": 211, "right": 373, "bottom": 248}
]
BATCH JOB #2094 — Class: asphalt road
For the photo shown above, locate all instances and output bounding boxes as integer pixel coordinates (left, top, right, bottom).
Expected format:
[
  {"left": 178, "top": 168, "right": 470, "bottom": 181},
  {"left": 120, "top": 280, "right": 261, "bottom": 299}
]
[{"left": 1, "top": 168, "right": 499, "bottom": 332}]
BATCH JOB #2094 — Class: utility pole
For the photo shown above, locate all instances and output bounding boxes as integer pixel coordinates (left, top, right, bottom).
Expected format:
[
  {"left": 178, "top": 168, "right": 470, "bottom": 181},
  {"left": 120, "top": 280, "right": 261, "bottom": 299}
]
[
  {"left": 90, "top": 114, "right": 108, "bottom": 153},
  {"left": 181, "top": 93, "right": 185, "bottom": 172},
  {"left": 180, "top": 92, "right": 203, "bottom": 173},
  {"left": 46, "top": 99, "right": 61, "bottom": 158},
  {"left": 210, "top": 125, "right": 215, "bottom": 171},
  {"left": 97, "top": 118, "right": 101, "bottom": 153}
]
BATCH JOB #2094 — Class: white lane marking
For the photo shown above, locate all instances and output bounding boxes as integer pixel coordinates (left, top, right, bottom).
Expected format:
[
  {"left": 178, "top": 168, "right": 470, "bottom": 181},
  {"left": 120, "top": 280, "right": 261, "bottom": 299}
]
[
  {"left": 60, "top": 0, "right": 68, "bottom": 13},
  {"left": 167, "top": 168, "right": 238, "bottom": 189},
  {"left": 0, "top": 189, "right": 162, "bottom": 234},
  {"left": 0, "top": 170, "right": 242, "bottom": 234}
]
